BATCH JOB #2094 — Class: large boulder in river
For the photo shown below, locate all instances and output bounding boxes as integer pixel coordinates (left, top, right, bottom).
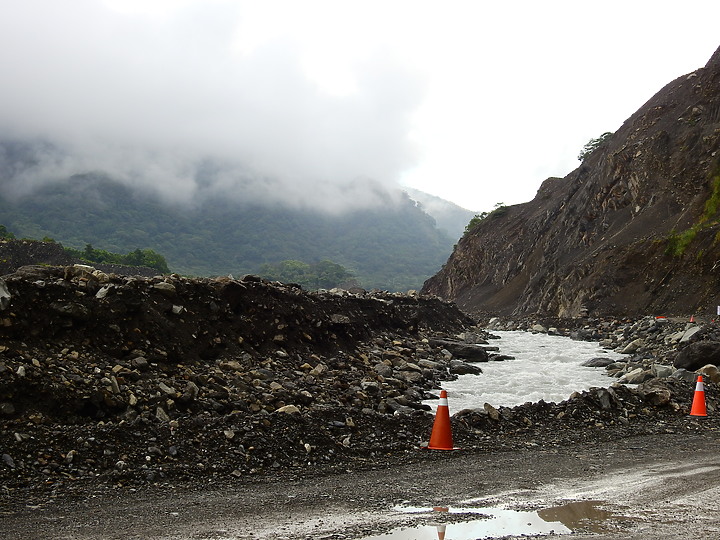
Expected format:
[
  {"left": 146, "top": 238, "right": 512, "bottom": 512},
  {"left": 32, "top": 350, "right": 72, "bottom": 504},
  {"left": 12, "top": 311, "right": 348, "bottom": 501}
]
[
  {"left": 581, "top": 357, "right": 615, "bottom": 368},
  {"left": 449, "top": 359, "right": 483, "bottom": 375},
  {"left": 673, "top": 341, "right": 720, "bottom": 371},
  {"left": 430, "top": 339, "right": 489, "bottom": 362}
]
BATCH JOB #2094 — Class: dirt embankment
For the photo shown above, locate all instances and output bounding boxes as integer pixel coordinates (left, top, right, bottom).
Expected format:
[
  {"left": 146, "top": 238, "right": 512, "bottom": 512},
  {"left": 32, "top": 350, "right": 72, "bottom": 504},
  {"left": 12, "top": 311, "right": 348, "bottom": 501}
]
[{"left": 0, "top": 239, "right": 160, "bottom": 278}]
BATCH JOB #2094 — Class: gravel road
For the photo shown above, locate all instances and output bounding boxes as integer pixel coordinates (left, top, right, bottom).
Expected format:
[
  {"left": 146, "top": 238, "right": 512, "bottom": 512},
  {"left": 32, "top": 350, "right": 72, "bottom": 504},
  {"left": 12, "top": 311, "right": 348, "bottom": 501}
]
[{"left": 3, "top": 425, "right": 720, "bottom": 539}]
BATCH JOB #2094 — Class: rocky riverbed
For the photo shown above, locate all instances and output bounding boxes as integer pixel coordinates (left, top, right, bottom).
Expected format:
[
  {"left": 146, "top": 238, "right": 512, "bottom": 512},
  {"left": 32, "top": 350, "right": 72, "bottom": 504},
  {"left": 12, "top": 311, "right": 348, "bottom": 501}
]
[{"left": 1, "top": 265, "right": 719, "bottom": 524}]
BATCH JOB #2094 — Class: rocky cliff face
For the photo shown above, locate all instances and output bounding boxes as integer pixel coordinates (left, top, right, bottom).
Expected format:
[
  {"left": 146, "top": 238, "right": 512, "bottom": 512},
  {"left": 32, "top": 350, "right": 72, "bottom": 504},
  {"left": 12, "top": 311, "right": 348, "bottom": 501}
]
[{"left": 423, "top": 45, "right": 720, "bottom": 318}]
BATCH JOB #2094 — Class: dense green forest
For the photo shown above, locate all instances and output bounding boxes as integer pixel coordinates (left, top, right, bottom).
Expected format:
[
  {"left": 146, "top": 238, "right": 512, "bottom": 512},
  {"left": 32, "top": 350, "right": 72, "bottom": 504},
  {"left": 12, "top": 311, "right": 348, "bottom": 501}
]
[
  {"left": 65, "top": 244, "right": 170, "bottom": 274},
  {"left": 0, "top": 174, "right": 456, "bottom": 290},
  {"left": 257, "top": 259, "right": 358, "bottom": 290},
  {"left": 1, "top": 224, "right": 170, "bottom": 274}
]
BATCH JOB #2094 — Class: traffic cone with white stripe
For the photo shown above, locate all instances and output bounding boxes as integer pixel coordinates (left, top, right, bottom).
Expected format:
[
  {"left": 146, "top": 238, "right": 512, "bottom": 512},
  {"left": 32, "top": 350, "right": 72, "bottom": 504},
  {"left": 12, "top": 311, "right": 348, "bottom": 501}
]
[
  {"left": 427, "top": 390, "right": 455, "bottom": 450},
  {"left": 690, "top": 375, "right": 708, "bottom": 417},
  {"left": 436, "top": 524, "right": 446, "bottom": 540}
]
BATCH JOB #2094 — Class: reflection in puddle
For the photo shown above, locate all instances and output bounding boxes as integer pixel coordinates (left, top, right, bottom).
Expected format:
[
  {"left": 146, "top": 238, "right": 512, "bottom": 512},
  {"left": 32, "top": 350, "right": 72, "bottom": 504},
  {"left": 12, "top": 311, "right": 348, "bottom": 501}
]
[
  {"left": 360, "top": 500, "right": 627, "bottom": 539},
  {"left": 538, "top": 500, "right": 616, "bottom": 531}
]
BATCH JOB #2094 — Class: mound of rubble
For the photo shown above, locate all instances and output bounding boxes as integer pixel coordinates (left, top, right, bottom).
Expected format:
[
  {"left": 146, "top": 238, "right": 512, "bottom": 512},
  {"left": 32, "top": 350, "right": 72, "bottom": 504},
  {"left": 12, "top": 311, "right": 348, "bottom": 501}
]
[{"left": 0, "top": 265, "right": 716, "bottom": 507}]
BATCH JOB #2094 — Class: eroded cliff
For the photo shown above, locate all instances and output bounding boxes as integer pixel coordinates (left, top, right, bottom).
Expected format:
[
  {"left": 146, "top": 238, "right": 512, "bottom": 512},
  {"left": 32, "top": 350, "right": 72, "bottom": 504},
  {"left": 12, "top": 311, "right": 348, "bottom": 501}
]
[{"left": 423, "top": 45, "right": 720, "bottom": 318}]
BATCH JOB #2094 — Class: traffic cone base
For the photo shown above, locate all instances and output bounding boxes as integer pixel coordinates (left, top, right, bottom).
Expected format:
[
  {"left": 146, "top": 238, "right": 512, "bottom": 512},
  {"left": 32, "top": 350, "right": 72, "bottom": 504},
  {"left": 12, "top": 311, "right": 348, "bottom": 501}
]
[
  {"left": 427, "top": 390, "right": 456, "bottom": 450},
  {"left": 690, "top": 375, "right": 707, "bottom": 417}
]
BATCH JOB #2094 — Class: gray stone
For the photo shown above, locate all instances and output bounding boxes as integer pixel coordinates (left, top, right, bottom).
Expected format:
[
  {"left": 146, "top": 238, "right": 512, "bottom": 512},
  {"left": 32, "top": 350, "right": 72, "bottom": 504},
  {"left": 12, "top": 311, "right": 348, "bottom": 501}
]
[
  {"left": 581, "top": 357, "right": 616, "bottom": 367},
  {"left": 449, "top": 359, "right": 483, "bottom": 375},
  {"left": 637, "top": 379, "right": 672, "bottom": 406},
  {"left": 488, "top": 354, "right": 515, "bottom": 361},
  {"left": 158, "top": 382, "right": 177, "bottom": 395},
  {"left": 50, "top": 302, "right": 90, "bottom": 320},
  {"left": 697, "top": 364, "right": 720, "bottom": 383},
  {"left": 131, "top": 357, "right": 149, "bottom": 370},
  {"left": 95, "top": 286, "right": 111, "bottom": 299},
  {"left": 397, "top": 370, "right": 424, "bottom": 384},
  {"left": 671, "top": 368, "right": 697, "bottom": 384},
  {"left": 430, "top": 339, "right": 489, "bottom": 362},
  {"left": 330, "top": 314, "right": 351, "bottom": 324},
  {"left": 360, "top": 381, "right": 380, "bottom": 394},
  {"left": 2, "top": 454, "right": 15, "bottom": 469},
  {"left": 484, "top": 402, "right": 500, "bottom": 420},
  {"left": 650, "top": 364, "right": 673, "bottom": 379},
  {"left": 531, "top": 324, "right": 547, "bottom": 333},
  {"left": 276, "top": 404, "right": 301, "bottom": 414},
  {"left": 0, "top": 402, "right": 15, "bottom": 415},
  {"left": 373, "top": 363, "right": 393, "bottom": 378},
  {"left": 620, "top": 338, "right": 645, "bottom": 354},
  {"left": 680, "top": 326, "right": 701, "bottom": 343},
  {"left": 417, "top": 359, "right": 441, "bottom": 369},
  {"left": 594, "top": 388, "right": 614, "bottom": 410},
  {"left": 155, "top": 406, "right": 171, "bottom": 423},
  {"left": 0, "top": 279, "right": 11, "bottom": 311},
  {"left": 153, "top": 282, "right": 177, "bottom": 296},
  {"left": 674, "top": 341, "right": 720, "bottom": 371},
  {"left": 619, "top": 367, "right": 653, "bottom": 384},
  {"left": 384, "top": 398, "right": 414, "bottom": 415}
]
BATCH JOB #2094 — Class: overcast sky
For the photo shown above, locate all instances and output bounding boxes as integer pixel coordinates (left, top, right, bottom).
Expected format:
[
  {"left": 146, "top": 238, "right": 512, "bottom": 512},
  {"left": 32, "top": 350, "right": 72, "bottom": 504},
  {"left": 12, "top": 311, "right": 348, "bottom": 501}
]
[{"left": 1, "top": 1, "right": 719, "bottom": 213}]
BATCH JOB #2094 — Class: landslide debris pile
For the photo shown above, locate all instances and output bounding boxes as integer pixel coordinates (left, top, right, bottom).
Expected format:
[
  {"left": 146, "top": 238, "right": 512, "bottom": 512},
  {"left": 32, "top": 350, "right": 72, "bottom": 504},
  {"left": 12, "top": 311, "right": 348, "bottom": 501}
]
[
  {"left": 0, "top": 264, "right": 478, "bottom": 492},
  {"left": 0, "top": 265, "right": 714, "bottom": 506}
]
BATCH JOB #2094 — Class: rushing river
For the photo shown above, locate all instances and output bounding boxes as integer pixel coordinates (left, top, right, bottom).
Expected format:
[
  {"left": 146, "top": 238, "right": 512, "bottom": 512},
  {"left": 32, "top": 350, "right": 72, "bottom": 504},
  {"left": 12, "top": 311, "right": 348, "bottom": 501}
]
[{"left": 433, "top": 330, "right": 626, "bottom": 411}]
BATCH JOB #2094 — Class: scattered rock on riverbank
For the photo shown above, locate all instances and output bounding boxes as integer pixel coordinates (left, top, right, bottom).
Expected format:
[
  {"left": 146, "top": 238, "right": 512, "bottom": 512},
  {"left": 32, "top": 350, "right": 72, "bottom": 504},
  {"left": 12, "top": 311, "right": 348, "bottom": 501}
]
[{"left": 0, "top": 267, "right": 715, "bottom": 510}]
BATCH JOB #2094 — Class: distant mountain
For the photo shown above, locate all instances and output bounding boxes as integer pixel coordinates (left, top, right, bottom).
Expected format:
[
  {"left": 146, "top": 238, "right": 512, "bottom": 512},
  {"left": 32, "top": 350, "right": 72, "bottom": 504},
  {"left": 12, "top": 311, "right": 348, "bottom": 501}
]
[
  {"left": 423, "top": 44, "right": 720, "bottom": 317},
  {"left": 404, "top": 187, "right": 477, "bottom": 240},
  {"left": 0, "top": 165, "right": 461, "bottom": 291}
]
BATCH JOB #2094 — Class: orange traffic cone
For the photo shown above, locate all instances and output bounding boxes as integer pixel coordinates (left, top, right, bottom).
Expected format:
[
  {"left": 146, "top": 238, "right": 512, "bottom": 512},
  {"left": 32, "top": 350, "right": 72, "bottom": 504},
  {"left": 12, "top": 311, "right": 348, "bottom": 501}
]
[
  {"left": 428, "top": 390, "right": 455, "bottom": 450},
  {"left": 690, "top": 315, "right": 695, "bottom": 323},
  {"left": 690, "top": 375, "right": 708, "bottom": 417}
]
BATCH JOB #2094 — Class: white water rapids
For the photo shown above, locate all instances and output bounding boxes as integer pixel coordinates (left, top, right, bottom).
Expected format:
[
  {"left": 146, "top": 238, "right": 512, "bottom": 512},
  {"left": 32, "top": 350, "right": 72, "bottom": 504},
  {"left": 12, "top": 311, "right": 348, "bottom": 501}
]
[{"left": 433, "top": 330, "right": 626, "bottom": 411}]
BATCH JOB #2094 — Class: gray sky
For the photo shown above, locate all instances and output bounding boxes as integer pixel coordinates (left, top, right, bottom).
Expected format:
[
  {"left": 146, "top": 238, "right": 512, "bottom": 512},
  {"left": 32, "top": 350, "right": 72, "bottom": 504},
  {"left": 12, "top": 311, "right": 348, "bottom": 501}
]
[{"left": 1, "top": 0, "right": 719, "bottom": 213}]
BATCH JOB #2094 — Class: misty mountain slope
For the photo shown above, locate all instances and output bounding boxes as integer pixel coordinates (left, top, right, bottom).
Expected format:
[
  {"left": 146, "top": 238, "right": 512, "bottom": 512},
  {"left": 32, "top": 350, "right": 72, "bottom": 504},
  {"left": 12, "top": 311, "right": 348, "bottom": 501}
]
[
  {"left": 422, "top": 45, "right": 720, "bottom": 317},
  {"left": 0, "top": 171, "right": 458, "bottom": 291},
  {"left": 404, "top": 187, "right": 477, "bottom": 239}
]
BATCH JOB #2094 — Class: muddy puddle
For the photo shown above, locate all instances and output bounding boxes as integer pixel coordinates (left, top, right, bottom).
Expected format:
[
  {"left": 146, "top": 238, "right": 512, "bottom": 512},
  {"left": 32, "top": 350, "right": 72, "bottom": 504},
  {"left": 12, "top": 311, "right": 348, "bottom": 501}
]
[{"left": 359, "top": 500, "right": 630, "bottom": 539}]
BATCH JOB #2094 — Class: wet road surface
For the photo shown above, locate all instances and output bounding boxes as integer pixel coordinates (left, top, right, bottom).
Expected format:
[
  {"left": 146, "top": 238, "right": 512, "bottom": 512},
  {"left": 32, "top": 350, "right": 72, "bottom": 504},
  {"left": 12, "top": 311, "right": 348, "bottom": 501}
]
[{"left": 3, "top": 431, "right": 720, "bottom": 539}]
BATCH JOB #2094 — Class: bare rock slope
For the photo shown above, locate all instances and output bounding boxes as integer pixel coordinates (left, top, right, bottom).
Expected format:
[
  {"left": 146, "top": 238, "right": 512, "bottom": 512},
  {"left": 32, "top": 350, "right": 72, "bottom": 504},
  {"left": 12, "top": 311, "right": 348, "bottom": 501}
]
[{"left": 423, "top": 45, "right": 720, "bottom": 318}]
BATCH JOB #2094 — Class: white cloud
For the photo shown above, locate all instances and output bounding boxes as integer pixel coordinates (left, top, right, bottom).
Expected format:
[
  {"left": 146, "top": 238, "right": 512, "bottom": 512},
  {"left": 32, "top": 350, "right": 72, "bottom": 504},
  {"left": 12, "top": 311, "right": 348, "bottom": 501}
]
[{"left": 0, "top": 0, "right": 719, "bottom": 213}]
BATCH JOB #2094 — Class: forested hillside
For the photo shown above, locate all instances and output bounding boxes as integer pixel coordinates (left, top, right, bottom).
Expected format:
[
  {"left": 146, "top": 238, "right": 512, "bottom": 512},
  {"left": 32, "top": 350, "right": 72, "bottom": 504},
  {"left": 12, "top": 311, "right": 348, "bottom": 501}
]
[{"left": 0, "top": 172, "right": 456, "bottom": 290}]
